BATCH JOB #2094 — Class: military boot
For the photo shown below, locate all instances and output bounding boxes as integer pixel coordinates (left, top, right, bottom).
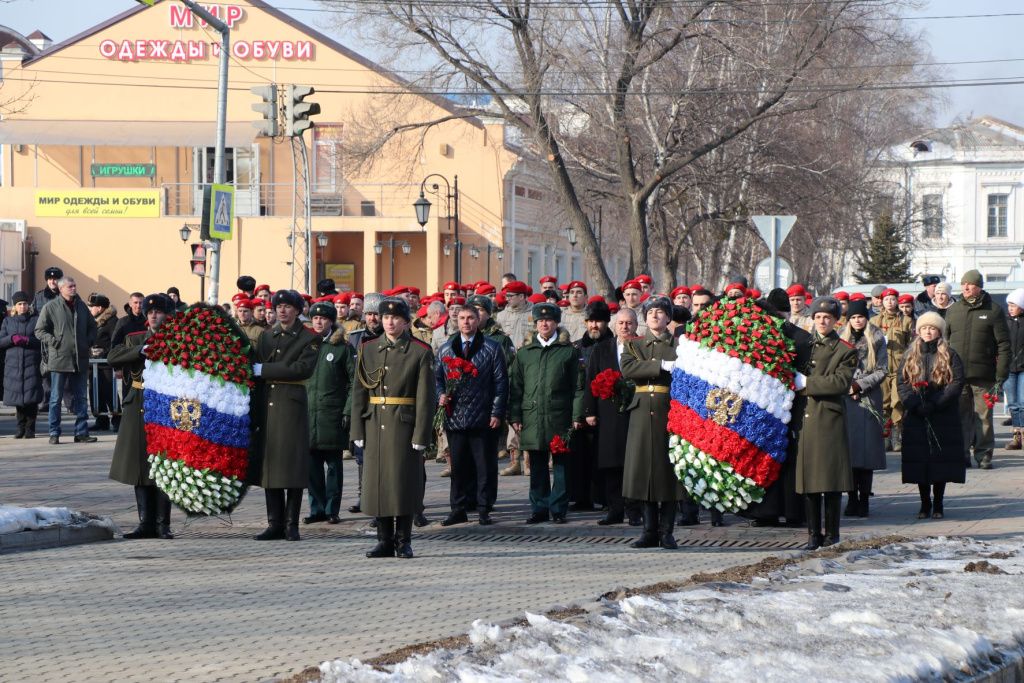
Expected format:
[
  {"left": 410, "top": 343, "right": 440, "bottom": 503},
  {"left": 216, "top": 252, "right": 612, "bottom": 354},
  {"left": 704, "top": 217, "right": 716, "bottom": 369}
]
[
  {"left": 395, "top": 515, "right": 414, "bottom": 559},
  {"left": 822, "top": 493, "right": 841, "bottom": 547},
  {"left": 630, "top": 503, "right": 660, "bottom": 548},
  {"left": 156, "top": 491, "right": 174, "bottom": 540},
  {"left": 285, "top": 488, "right": 303, "bottom": 541},
  {"left": 124, "top": 486, "right": 158, "bottom": 539},
  {"left": 804, "top": 495, "right": 823, "bottom": 550},
  {"left": 254, "top": 489, "right": 286, "bottom": 540},
  {"left": 366, "top": 517, "right": 396, "bottom": 558},
  {"left": 658, "top": 502, "right": 678, "bottom": 550}
]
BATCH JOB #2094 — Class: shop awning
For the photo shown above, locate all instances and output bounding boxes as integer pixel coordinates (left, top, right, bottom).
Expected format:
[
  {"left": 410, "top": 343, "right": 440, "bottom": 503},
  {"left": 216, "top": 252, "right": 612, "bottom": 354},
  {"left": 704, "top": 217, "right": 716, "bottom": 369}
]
[{"left": 0, "top": 120, "right": 256, "bottom": 147}]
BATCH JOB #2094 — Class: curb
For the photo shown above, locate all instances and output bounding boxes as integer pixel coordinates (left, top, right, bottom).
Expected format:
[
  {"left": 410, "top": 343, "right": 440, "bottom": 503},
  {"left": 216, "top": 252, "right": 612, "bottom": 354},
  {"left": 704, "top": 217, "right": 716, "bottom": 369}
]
[
  {"left": 0, "top": 524, "right": 117, "bottom": 554},
  {"left": 970, "top": 645, "right": 1024, "bottom": 682}
]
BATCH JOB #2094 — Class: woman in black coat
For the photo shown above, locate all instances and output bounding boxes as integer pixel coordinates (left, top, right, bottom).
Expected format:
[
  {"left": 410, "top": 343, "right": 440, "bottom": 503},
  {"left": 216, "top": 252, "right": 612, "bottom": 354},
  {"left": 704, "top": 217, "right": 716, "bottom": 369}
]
[
  {"left": 0, "top": 292, "right": 43, "bottom": 438},
  {"left": 897, "top": 311, "right": 965, "bottom": 519}
]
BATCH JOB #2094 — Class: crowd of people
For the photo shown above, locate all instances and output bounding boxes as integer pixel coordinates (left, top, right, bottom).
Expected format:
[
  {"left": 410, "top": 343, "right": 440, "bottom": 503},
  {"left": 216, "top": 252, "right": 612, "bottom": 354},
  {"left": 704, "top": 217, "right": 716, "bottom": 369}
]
[{"left": 0, "top": 266, "right": 1014, "bottom": 555}]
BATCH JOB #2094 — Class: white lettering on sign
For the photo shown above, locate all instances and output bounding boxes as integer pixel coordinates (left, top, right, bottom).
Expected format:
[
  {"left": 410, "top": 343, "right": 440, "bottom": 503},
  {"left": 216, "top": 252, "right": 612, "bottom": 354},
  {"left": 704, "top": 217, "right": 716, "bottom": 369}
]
[{"left": 168, "top": 3, "right": 246, "bottom": 29}]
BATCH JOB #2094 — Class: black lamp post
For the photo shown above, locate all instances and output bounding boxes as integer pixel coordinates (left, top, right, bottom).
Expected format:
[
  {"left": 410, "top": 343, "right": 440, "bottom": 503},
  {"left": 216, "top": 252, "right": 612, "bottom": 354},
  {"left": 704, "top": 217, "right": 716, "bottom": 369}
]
[
  {"left": 374, "top": 236, "right": 412, "bottom": 289},
  {"left": 316, "top": 232, "right": 329, "bottom": 281},
  {"left": 179, "top": 223, "right": 205, "bottom": 302},
  {"left": 414, "top": 174, "right": 460, "bottom": 281}
]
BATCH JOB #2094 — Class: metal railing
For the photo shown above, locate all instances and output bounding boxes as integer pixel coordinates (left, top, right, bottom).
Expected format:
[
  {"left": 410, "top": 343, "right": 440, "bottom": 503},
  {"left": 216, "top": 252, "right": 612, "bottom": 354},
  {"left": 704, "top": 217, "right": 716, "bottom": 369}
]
[{"left": 89, "top": 358, "right": 122, "bottom": 414}]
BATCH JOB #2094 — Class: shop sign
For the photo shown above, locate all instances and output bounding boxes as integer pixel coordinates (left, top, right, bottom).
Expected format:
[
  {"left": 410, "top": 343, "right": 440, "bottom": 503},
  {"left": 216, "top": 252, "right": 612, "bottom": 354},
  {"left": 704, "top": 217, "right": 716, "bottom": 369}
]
[
  {"left": 325, "top": 263, "right": 355, "bottom": 292},
  {"left": 90, "top": 163, "right": 156, "bottom": 178},
  {"left": 99, "top": 4, "right": 315, "bottom": 63},
  {"left": 35, "top": 190, "right": 161, "bottom": 218}
]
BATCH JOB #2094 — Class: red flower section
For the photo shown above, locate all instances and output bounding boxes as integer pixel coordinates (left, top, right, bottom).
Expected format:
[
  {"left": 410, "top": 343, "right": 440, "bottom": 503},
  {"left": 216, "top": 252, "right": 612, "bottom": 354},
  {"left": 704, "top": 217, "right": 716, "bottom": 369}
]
[
  {"left": 144, "top": 304, "right": 252, "bottom": 388},
  {"left": 983, "top": 392, "right": 999, "bottom": 409},
  {"left": 667, "top": 401, "right": 781, "bottom": 487},
  {"left": 550, "top": 434, "right": 570, "bottom": 455},
  {"left": 146, "top": 423, "right": 248, "bottom": 480},
  {"left": 590, "top": 368, "right": 622, "bottom": 400}
]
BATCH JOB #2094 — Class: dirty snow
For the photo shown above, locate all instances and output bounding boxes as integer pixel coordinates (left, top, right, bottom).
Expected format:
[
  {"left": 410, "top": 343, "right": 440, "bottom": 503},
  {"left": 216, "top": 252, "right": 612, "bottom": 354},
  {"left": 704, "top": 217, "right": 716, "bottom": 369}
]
[
  {"left": 320, "top": 537, "right": 1024, "bottom": 682},
  {"left": 0, "top": 505, "right": 116, "bottom": 535}
]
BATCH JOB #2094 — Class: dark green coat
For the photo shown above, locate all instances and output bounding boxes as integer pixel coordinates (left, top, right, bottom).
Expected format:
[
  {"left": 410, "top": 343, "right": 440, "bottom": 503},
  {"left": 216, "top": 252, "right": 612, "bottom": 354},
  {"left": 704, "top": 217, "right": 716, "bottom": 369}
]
[
  {"left": 247, "top": 320, "right": 319, "bottom": 489},
  {"left": 945, "top": 291, "right": 1010, "bottom": 383},
  {"left": 351, "top": 331, "right": 436, "bottom": 517},
  {"left": 307, "top": 326, "right": 354, "bottom": 451},
  {"left": 795, "top": 331, "right": 858, "bottom": 494},
  {"left": 620, "top": 330, "right": 684, "bottom": 502},
  {"left": 507, "top": 328, "right": 584, "bottom": 451},
  {"left": 108, "top": 330, "right": 151, "bottom": 486},
  {"left": 480, "top": 317, "right": 515, "bottom": 368}
]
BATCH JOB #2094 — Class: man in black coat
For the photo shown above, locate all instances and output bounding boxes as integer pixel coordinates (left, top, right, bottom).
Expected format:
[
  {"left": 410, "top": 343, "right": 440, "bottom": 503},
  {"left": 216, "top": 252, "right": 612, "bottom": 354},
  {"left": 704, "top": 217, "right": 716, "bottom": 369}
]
[
  {"left": 568, "top": 300, "right": 613, "bottom": 512},
  {"left": 583, "top": 304, "right": 642, "bottom": 526},
  {"left": 436, "top": 305, "right": 508, "bottom": 526}
]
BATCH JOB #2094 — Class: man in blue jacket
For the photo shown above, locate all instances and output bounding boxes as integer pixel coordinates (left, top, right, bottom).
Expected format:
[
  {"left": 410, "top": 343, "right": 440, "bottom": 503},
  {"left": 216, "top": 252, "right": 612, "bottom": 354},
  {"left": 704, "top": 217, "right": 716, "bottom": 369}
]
[{"left": 436, "top": 304, "right": 508, "bottom": 526}]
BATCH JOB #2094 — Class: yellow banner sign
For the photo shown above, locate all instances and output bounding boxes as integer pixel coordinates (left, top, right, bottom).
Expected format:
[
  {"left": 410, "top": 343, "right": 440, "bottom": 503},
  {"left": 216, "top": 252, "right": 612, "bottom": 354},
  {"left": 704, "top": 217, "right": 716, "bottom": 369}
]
[{"left": 35, "top": 190, "right": 161, "bottom": 218}]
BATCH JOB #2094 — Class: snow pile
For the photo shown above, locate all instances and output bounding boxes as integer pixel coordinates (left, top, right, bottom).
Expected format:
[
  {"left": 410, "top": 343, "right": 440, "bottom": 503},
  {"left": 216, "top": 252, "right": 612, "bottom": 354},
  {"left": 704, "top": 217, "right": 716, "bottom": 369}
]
[
  {"left": 0, "top": 505, "right": 116, "bottom": 535},
  {"left": 320, "top": 537, "right": 1024, "bottom": 682}
]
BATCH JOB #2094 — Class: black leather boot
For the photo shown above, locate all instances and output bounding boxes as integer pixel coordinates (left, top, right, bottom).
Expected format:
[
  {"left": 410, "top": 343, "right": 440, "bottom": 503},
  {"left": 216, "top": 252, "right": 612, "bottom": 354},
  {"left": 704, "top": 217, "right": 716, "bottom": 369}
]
[
  {"left": 14, "top": 407, "right": 26, "bottom": 439},
  {"left": 124, "top": 486, "right": 158, "bottom": 539},
  {"left": 395, "top": 515, "right": 414, "bottom": 558},
  {"left": 366, "top": 517, "right": 396, "bottom": 557},
  {"left": 676, "top": 499, "right": 699, "bottom": 526},
  {"left": 156, "top": 491, "right": 174, "bottom": 539},
  {"left": 658, "top": 501, "right": 678, "bottom": 549},
  {"left": 822, "top": 492, "right": 841, "bottom": 546},
  {"left": 631, "top": 503, "right": 660, "bottom": 548},
  {"left": 254, "top": 489, "right": 286, "bottom": 540},
  {"left": 804, "top": 494, "right": 823, "bottom": 550},
  {"left": 843, "top": 491, "right": 858, "bottom": 517},
  {"left": 285, "top": 488, "right": 303, "bottom": 541}
]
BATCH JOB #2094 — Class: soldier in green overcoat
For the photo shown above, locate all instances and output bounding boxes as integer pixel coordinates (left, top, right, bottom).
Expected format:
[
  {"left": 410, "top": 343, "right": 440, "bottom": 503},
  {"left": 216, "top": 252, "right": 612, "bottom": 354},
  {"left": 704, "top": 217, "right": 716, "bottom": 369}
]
[
  {"left": 352, "top": 297, "right": 436, "bottom": 559},
  {"left": 508, "top": 303, "right": 584, "bottom": 524},
  {"left": 620, "top": 296, "right": 684, "bottom": 550},
  {"left": 249, "top": 290, "right": 319, "bottom": 542},
  {"left": 108, "top": 293, "right": 175, "bottom": 540},
  {"left": 795, "top": 296, "right": 858, "bottom": 550}
]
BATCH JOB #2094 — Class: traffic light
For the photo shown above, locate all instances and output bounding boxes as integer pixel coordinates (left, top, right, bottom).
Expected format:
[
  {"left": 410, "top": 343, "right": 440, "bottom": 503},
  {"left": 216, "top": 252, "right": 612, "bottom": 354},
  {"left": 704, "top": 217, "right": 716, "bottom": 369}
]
[
  {"left": 251, "top": 84, "right": 278, "bottom": 137},
  {"left": 285, "top": 84, "right": 320, "bottom": 137}
]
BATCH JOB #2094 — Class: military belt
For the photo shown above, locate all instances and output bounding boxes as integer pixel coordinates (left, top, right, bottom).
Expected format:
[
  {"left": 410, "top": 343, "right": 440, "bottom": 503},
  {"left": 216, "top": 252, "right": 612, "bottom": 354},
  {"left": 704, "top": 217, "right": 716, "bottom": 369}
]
[
  {"left": 642, "top": 384, "right": 670, "bottom": 394},
  {"left": 369, "top": 396, "right": 416, "bottom": 406},
  {"left": 132, "top": 381, "right": 145, "bottom": 390}
]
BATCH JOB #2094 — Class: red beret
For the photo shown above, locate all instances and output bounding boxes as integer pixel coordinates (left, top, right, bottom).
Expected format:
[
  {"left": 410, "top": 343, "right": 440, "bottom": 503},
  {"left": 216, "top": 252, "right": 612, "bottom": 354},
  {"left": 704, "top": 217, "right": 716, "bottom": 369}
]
[
  {"left": 567, "top": 280, "right": 587, "bottom": 293},
  {"left": 559, "top": 283, "right": 570, "bottom": 292},
  {"left": 254, "top": 284, "right": 271, "bottom": 294},
  {"left": 407, "top": 287, "right": 420, "bottom": 296},
  {"left": 608, "top": 303, "right": 620, "bottom": 313},
  {"left": 805, "top": 295, "right": 812, "bottom": 305},
  {"left": 881, "top": 288, "right": 899, "bottom": 299},
  {"left": 539, "top": 275, "right": 557, "bottom": 285},
  {"left": 504, "top": 281, "right": 530, "bottom": 295},
  {"left": 640, "top": 292, "right": 651, "bottom": 302},
  {"left": 459, "top": 283, "right": 473, "bottom": 292},
  {"left": 390, "top": 285, "right": 410, "bottom": 296},
  {"left": 475, "top": 284, "right": 496, "bottom": 295},
  {"left": 334, "top": 293, "right": 352, "bottom": 305},
  {"left": 635, "top": 274, "right": 652, "bottom": 285},
  {"left": 350, "top": 292, "right": 364, "bottom": 300},
  {"left": 231, "top": 293, "right": 248, "bottom": 304},
  {"left": 690, "top": 284, "right": 704, "bottom": 292},
  {"left": 443, "top": 281, "right": 460, "bottom": 291},
  {"left": 725, "top": 282, "right": 746, "bottom": 294},
  {"left": 495, "top": 291, "right": 507, "bottom": 307},
  {"left": 528, "top": 293, "right": 547, "bottom": 304},
  {"left": 234, "top": 298, "right": 254, "bottom": 310},
  {"left": 622, "top": 280, "right": 642, "bottom": 292},
  {"left": 898, "top": 293, "right": 914, "bottom": 305},
  {"left": 301, "top": 294, "right": 313, "bottom": 303},
  {"left": 786, "top": 284, "right": 807, "bottom": 298},
  {"left": 670, "top": 286, "right": 692, "bottom": 299},
  {"left": 587, "top": 295, "right": 606, "bottom": 305},
  {"left": 748, "top": 289, "right": 761, "bottom": 299},
  {"left": 448, "top": 296, "right": 466, "bottom": 306},
  {"left": 416, "top": 305, "right": 428, "bottom": 318},
  {"left": 833, "top": 291, "right": 850, "bottom": 301},
  {"left": 850, "top": 292, "right": 867, "bottom": 302},
  {"left": 557, "top": 299, "right": 569, "bottom": 307},
  {"left": 381, "top": 288, "right": 395, "bottom": 297}
]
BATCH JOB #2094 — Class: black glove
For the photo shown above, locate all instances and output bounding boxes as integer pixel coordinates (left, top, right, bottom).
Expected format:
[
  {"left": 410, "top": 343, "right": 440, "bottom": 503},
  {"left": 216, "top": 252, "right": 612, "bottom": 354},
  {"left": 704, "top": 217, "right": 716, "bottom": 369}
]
[{"left": 341, "top": 415, "right": 351, "bottom": 432}]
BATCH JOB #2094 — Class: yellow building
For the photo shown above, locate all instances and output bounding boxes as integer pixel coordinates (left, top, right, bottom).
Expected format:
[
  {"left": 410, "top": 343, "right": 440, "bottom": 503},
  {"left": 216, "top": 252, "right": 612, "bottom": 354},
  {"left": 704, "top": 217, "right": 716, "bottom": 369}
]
[{"left": 0, "top": 0, "right": 589, "bottom": 305}]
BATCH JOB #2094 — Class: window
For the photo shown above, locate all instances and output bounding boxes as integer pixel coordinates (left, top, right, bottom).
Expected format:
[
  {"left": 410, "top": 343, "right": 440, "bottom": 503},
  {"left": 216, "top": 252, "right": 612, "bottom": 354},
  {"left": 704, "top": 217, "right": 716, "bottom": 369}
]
[
  {"left": 514, "top": 185, "right": 526, "bottom": 197},
  {"left": 988, "top": 194, "right": 1008, "bottom": 238},
  {"left": 313, "top": 125, "right": 343, "bottom": 193},
  {"left": 527, "top": 188, "right": 544, "bottom": 201},
  {"left": 922, "top": 194, "right": 943, "bottom": 238}
]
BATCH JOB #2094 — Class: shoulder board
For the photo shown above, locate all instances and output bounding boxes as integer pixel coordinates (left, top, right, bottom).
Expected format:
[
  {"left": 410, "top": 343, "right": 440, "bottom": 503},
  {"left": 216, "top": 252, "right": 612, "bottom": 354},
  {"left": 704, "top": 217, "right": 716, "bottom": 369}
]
[
  {"left": 410, "top": 337, "right": 432, "bottom": 350},
  {"left": 127, "top": 330, "right": 147, "bottom": 337},
  {"left": 838, "top": 338, "right": 855, "bottom": 349}
]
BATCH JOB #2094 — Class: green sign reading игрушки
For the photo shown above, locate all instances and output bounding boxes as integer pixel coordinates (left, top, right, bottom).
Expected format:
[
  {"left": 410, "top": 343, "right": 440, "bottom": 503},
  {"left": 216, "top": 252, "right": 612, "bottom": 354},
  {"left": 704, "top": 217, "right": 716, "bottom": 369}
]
[{"left": 90, "top": 163, "right": 156, "bottom": 178}]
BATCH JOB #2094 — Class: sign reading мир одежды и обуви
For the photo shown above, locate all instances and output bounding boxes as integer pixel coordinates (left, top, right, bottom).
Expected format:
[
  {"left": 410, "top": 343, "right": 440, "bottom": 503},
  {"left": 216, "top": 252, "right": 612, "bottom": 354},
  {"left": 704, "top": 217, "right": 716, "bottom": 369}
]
[
  {"left": 34, "top": 190, "right": 161, "bottom": 218},
  {"left": 100, "top": 3, "right": 315, "bottom": 63}
]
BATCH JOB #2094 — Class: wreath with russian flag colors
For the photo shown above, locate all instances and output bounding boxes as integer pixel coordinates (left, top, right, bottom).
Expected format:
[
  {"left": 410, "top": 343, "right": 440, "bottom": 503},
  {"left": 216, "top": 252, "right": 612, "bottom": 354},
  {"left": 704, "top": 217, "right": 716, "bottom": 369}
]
[
  {"left": 668, "top": 298, "right": 797, "bottom": 512},
  {"left": 142, "top": 304, "right": 254, "bottom": 515}
]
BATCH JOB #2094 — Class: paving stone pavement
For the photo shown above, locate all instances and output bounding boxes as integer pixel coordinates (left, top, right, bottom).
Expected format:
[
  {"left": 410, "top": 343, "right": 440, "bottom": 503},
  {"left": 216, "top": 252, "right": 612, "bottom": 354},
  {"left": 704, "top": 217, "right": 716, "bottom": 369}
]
[{"left": 1, "top": 411, "right": 1023, "bottom": 682}]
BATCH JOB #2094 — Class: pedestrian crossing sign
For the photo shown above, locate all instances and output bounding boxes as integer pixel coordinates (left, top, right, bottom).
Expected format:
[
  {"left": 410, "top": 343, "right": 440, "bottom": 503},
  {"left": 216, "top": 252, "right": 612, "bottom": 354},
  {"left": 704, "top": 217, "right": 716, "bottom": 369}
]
[{"left": 201, "top": 183, "right": 235, "bottom": 241}]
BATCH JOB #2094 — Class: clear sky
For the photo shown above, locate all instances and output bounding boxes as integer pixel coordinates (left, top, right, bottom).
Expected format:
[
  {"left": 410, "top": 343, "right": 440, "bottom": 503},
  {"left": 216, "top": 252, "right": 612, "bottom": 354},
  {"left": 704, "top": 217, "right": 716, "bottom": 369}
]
[{"left": 2, "top": 0, "right": 1023, "bottom": 126}]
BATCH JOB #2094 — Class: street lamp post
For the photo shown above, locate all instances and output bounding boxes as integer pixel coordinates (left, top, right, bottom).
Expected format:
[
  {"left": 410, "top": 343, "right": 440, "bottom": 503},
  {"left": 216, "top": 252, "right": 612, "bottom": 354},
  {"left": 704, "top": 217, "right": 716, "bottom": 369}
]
[
  {"left": 179, "top": 222, "right": 205, "bottom": 303},
  {"left": 485, "top": 244, "right": 503, "bottom": 283},
  {"left": 374, "top": 236, "right": 412, "bottom": 289},
  {"left": 566, "top": 227, "right": 578, "bottom": 280},
  {"left": 316, "top": 232, "right": 329, "bottom": 282},
  {"left": 414, "top": 174, "right": 460, "bottom": 281}
]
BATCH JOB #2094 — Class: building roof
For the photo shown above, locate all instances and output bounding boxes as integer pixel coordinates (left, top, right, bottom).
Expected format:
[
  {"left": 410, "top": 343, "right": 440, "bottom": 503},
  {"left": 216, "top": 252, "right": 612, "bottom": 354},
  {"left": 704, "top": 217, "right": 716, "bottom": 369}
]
[
  {"left": 21, "top": 0, "right": 482, "bottom": 129},
  {"left": 915, "top": 116, "right": 1024, "bottom": 151},
  {"left": 26, "top": 30, "right": 51, "bottom": 41},
  {"left": 0, "top": 24, "right": 38, "bottom": 55}
]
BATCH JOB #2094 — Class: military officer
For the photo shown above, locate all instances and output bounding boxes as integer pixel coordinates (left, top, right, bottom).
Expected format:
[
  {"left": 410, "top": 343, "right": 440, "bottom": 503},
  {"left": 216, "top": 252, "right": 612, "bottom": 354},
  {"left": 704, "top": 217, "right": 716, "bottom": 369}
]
[
  {"left": 796, "top": 296, "right": 858, "bottom": 550},
  {"left": 620, "top": 296, "right": 684, "bottom": 549},
  {"left": 352, "top": 297, "right": 436, "bottom": 558},
  {"left": 108, "top": 293, "right": 175, "bottom": 540},
  {"left": 248, "top": 289, "right": 320, "bottom": 542}
]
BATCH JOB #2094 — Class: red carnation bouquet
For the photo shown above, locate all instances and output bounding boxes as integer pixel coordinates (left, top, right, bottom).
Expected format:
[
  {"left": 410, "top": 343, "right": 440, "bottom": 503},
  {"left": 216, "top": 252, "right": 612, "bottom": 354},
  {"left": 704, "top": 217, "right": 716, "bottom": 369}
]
[
  {"left": 434, "top": 354, "right": 480, "bottom": 430},
  {"left": 590, "top": 368, "right": 634, "bottom": 412},
  {"left": 549, "top": 426, "right": 576, "bottom": 455}
]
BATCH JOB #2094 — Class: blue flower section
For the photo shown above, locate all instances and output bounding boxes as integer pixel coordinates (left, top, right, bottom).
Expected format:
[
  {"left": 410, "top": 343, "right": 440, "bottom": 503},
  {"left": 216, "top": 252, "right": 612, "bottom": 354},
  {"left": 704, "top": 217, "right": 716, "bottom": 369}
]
[
  {"left": 144, "top": 389, "right": 250, "bottom": 449},
  {"left": 671, "top": 370, "right": 788, "bottom": 462}
]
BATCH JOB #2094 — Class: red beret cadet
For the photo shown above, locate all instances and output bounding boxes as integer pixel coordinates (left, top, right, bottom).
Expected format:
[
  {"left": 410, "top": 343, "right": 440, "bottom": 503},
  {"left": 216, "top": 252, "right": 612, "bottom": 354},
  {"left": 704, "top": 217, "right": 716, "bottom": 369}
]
[
  {"left": 670, "top": 286, "right": 692, "bottom": 299},
  {"left": 748, "top": 289, "right": 762, "bottom": 299},
  {"left": 475, "top": 283, "right": 497, "bottom": 295},
  {"left": 881, "top": 288, "right": 899, "bottom": 299},
  {"left": 587, "top": 295, "right": 606, "bottom": 305},
  {"left": 301, "top": 294, "right": 313, "bottom": 303},
  {"left": 898, "top": 293, "right": 914, "bottom": 305},
  {"left": 334, "top": 292, "right": 352, "bottom": 305},
  {"left": 407, "top": 287, "right": 420, "bottom": 296},
  {"left": 443, "top": 281, "right": 460, "bottom": 291},
  {"left": 640, "top": 292, "right": 651, "bottom": 302},
  {"left": 567, "top": 280, "right": 587, "bottom": 293},
  {"left": 381, "top": 288, "right": 394, "bottom": 297},
  {"left": 539, "top": 275, "right": 557, "bottom": 285},
  {"left": 622, "top": 279, "right": 642, "bottom": 293},
  {"left": 786, "top": 284, "right": 807, "bottom": 298},
  {"left": 527, "top": 293, "right": 547, "bottom": 304},
  {"left": 350, "top": 292, "right": 364, "bottom": 300},
  {"left": 850, "top": 292, "right": 867, "bottom": 302},
  {"left": 527, "top": 285, "right": 534, "bottom": 296},
  {"left": 833, "top": 291, "right": 850, "bottom": 301},
  {"left": 608, "top": 303, "right": 620, "bottom": 313},
  {"left": 235, "top": 298, "right": 254, "bottom": 310},
  {"left": 416, "top": 305, "right": 429, "bottom": 318},
  {"left": 231, "top": 292, "right": 248, "bottom": 304},
  {"left": 725, "top": 282, "right": 746, "bottom": 294},
  {"left": 690, "top": 284, "right": 704, "bottom": 292},
  {"left": 805, "top": 295, "right": 813, "bottom": 305},
  {"left": 504, "top": 280, "right": 530, "bottom": 295},
  {"left": 460, "top": 283, "right": 474, "bottom": 292},
  {"left": 559, "top": 283, "right": 570, "bottom": 292},
  {"left": 254, "top": 284, "right": 271, "bottom": 294},
  {"left": 557, "top": 299, "right": 569, "bottom": 307},
  {"left": 495, "top": 291, "right": 507, "bottom": 307},
  {"left": 448, "top": 296, "right": 467, "bottom": 306},
  {"left": 635, "top": 274, "right": 653, "bottom": 285}
]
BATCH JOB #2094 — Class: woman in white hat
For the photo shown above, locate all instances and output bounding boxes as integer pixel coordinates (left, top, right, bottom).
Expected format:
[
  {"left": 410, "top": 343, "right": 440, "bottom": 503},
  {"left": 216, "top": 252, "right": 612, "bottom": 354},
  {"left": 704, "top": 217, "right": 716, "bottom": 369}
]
[{"left": 1003, "top": 288, "right": 1024, "bottom": 450}]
